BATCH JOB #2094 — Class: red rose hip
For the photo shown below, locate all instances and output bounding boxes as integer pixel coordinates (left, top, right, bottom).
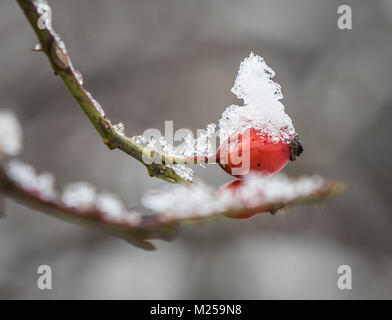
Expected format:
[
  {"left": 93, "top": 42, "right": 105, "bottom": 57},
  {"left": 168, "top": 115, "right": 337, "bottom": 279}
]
[
  {"left": 218, "top": 179, "right": 261, "bottom": 220},
  {"left": 216, "top": 128, "right": 302, "bottom": 178}
]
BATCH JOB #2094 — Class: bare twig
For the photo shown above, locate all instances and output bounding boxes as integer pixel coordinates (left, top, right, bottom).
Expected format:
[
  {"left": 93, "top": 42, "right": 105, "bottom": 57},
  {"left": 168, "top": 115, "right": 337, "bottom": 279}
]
[{"left": 16, "top": 0, "right": 191, "bottom": 184}]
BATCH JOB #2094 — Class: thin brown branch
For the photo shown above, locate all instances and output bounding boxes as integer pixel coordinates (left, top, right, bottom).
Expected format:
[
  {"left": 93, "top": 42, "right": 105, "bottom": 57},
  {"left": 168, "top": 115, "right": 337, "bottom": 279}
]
[{"left": 16, "top": 0, "right": 191, "bottom": 185}]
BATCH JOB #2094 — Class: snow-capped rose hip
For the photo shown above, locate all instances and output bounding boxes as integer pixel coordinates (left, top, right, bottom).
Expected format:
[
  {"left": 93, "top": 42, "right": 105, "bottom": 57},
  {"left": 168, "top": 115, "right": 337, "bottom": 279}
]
[
  {"left": 158, "top": 53, "right": 303, "bottom": 182},
  {"left": 215, "top": 128, "right": 303, "bottom": 178}
]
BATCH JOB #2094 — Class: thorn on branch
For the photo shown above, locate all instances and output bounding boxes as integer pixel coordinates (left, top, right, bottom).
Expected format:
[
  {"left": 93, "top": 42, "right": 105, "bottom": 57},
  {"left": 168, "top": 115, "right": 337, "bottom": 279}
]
[{"left": 48, "top": 38, "right": 69, "bottom": 70}]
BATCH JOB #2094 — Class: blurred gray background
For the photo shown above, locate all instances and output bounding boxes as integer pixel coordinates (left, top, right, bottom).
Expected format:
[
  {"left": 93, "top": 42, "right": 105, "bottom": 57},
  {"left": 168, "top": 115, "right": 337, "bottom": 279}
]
[{"left": 1, "top": 0, "right": 391, "bottom": 299}]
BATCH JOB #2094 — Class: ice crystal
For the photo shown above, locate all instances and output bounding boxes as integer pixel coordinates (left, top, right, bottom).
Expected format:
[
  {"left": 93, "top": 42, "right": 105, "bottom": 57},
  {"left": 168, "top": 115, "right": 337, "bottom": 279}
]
[
  {"left": 113, "top": 122, "right": 125, "bottom": 136},
  {"left": 130, "top": 135, "right": 148, "bottom": 149},
  {"left": 130, "top": 135, "right": 195, "bottom": 182},
  {"left": 142, "top": 181, "right": 217, "bottom": 219},
  {"left": 166, "top": 164, "right": 194, "bottom": 182},
  {"left": 75, "top": 70, "right": 84, "bottom": 85}
]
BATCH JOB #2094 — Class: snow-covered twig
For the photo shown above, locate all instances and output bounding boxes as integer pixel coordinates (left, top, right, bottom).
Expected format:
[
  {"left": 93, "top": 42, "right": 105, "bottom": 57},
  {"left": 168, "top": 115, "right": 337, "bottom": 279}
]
[
  {"left": 16, "top": 0, "right": 191, "bottom": 185},
  {"left": 0, "top": 158, "right": 343, "bottom": 250},
  {"left": 0, "top": 160, "right": 178, "bottom": 250},
  {"left": 142, "top": 175, "right": 344, "bottom": 222}
]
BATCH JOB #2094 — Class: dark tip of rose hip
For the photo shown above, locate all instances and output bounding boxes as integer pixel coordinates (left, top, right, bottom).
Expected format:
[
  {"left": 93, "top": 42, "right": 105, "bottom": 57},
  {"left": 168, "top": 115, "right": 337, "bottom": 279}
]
[
  {"left": 296, "top": 140, "right": 303, "bottom": 156},
  {"left": 289, "top": 135, "right": 303, "bottom": 161}
]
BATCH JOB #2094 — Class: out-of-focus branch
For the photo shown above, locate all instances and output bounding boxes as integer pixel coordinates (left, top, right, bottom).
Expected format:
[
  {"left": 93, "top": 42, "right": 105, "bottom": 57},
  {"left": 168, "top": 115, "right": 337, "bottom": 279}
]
[
  {"left": 0, "top": 158, "right": 344, "bottom": 250},
  {"left": 142, "top": 178, "right": 345, "bottom": 223},
  {"left": 16, "top": 0, "right": 191, "bottom": 184},
  {"left": 221, "top": 180, "right": 343, "bottom": 219},
  {"left": 0, "top": 165, "right": 177, "bottom": 250}
]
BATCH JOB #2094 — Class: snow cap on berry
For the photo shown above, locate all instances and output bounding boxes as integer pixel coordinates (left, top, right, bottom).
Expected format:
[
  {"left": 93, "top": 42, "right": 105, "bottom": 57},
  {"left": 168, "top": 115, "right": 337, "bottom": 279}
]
[
  {"left": 232, "top": 52, "right": 282, "bottom": 105},
  {"left": 218, "top": 52, "right": 296, "bottom": 144}
]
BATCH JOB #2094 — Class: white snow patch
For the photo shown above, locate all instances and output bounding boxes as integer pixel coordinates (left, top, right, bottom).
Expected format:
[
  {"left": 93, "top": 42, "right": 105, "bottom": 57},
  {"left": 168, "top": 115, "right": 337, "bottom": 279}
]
[
  {"left": 173, "top": 124, "right": 217, "bottom": 158},
  {"left": 7, "top": 160, "right": 38, "bottom": 191},
  {"left": 218, "top": 52, "right": 296, "bottom": 143},
  {"left": 96, "top": 192, "right": 141, "bottom": 224},
  {"left": 35, "top": 172, "right": 56, "bottom": 200},
  {"left": 61, "top": 182, "right": 96, "bottom": 210},
  {"left": 6, "top": 160, "right": 56, "bottom": 200},
  {"left": 0, "top": 110, "right": 22, "bottom": 156},
  {"left": 113, "top": 122, "right": 125, "bottom": 136},
  {"left": 142, "top": 181, "right": 218, "bottom": 219},
  {"left": 96, "top": 192, "right": 126, "bottom": 221}
]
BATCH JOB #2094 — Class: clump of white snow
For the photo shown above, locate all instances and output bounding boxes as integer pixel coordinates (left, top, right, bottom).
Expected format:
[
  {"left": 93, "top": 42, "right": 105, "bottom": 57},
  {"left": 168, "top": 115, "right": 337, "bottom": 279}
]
[
  {"left": 61, "top": 182, "right": 141, "bottom": 223},
  {"left": 130, "top": 135, "right": 148, "bottom": 149},
  {"left": 231, "top": 52, "right": 282, "bottom": 105},
  {"left": 0, "top": 110, "right": 23, "bottom": 156},
  {"left": 142, "top": 181, "right": 218, "bottom": 219},
  {"left": 6, "top": 160, "right": 56, "bottom": 200},
  {"left": 35, "top": 172, "right": 56, "bottom": 201},
  {"left": 218, "top": 52, "right": 296, "bottom": 143},
  {"left": 75, "top": 70, "right": 84, "bottom": 85},
  {"left": 33, "top": 43, "right": 42, "bottom": 51},
  {"left": 96, "top": 192, "right": 141, "bottom": 224},
  {"left": 61, "top": 182, "right": 96, "bottom": 210},
  {"left": 142, "top": 174, "right": 324, "bottom": 220},
  {"left": 113, "top": 122, "right": 125, "bottom": 136},
  {"left": 6, "top": 159, "right": 141, "bottom": 223},
  {"left": 96, "top": 192, "right": 125, "bottom": 219}
]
